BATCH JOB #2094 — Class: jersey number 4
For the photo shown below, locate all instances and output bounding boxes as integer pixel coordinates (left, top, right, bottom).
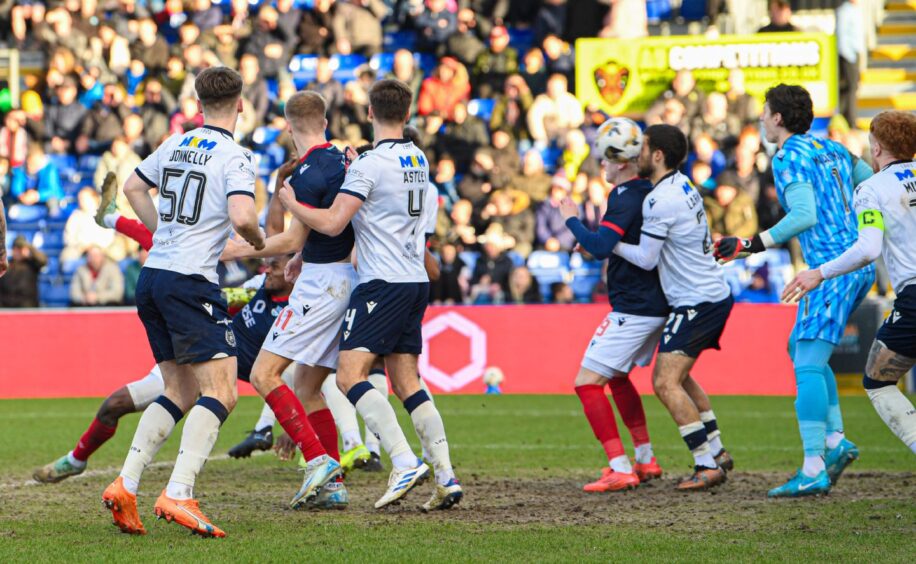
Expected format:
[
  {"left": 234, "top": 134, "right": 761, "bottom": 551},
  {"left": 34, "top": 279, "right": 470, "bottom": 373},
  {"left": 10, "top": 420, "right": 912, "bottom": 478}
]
[
  {"left": 160, "top": 167, "right": 207, "bottom": 225},
  {"left": 408, "top": 187, "right": 424, "bottom": 217}
]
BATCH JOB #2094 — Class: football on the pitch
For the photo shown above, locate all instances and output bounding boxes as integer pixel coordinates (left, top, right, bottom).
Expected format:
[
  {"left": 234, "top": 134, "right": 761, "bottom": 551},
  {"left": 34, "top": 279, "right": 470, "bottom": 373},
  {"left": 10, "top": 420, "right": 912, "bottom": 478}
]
[
  {"left": 594, "top": 117, "right": 643, "bottom": 161},
  {"left": 483, "top": 366, "right": 504, "bottom": 386}
]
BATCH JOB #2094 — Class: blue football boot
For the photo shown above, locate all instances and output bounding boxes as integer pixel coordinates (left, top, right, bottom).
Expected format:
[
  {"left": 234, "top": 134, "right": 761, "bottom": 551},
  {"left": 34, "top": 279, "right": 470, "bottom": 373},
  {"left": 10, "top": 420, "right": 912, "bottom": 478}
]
[
  {"left": 767, "top": 470, "right": 831, "bottom": 498},
  {"left": 825, "top": 438, "right": 859, "bottom": 485}
]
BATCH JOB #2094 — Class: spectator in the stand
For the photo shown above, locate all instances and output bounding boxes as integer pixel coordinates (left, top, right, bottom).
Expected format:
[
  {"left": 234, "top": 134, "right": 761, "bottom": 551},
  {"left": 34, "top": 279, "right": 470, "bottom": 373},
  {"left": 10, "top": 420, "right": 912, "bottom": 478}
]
[
  {"left": 647, "top": 70, "right": 705, "bottom": 125},
  {"left": 45, "top": 76, "right": 87, "bottom": 155},
  {"left": 704, "top": 171, "right": 758, "bottom": 240},
  {"left": 334, "top": 79, "right": 372, "bottom": 144},
  {"left": 93, "top": 137, "right": 142, "bottom": 217},
  {"left": 541, "top": 34, "right": 575, "bottom": 84},
  {"left": 177, "top": 21, "right": 203, "bottom": 53},
  {"left": 482, "top": 189, "right": 535, "bottom": 257},
  {"left": 386, "top": 49, "right": 423, "bottom": 116},
  {"left": 836, "top": 0, "right": 865, "bottom": 127},
  {"left": 458, "top": 148, "right": 497, "bottom": 205},
  {"left": 418, "top": 57, "right": 471, "bottom": 120},
  {"left": 297, "top": 0, "right": 336, "bottom": 55},
  {"left": 61, "top": 187, "right": 118, "bottom": 261},
  {"left": 10, "top": 143, "right": 64, "bottom": 211},
  {"left": 650, "top": 97, "right": 689, "bottom": 137},
  {"left": 473, "top": 25, "right": 518, "bottom": 98},
  {"left": 490, "top": 128, "right": 520, "bottom": 188},
  {"left": 447, "top": 8, "right": 486, "bottom": 67},
  {"left": 471, "top": 225, "right": 514, "bottom": 301},
  {"left": 534, "top": 0, "right": 566, "bottom": 47},
  {"left": 756, "top": 173, "right": 784, "bottom": 232},
  {"left": 76, "top": 83, "right": 130, "bottom": 155},
  {"left": 307, "top": 56, "right": 345, "bottom": 112},
  {"left": 691, "top": 91, "right": 741, "bottom": 146},
  {"left": 600, "top": 0, "right": 648, "bottom": 39},
  {"left": 169, "top": 96, "right": 205, "bottom": 134},
  {"left": 274, "top": 0, "right": 303, "bottom": 42},
  {"left": 550, "top": 281, "right": 574, "bottom": 304},
  {"left": 191, "top": 0, "right": 223, "bottom": 32},
  {"left": 691, "top": 160, "right": 714, "bottom": 192},
  {"left": 78, "top": 69, "right": 105, "bottom": 110},
  {"left": 736, "top": 264, "right": 778, "bottom": 303},
  {"left": 726, "top": 69, "right": 758, "bottom": 127},
  {"left": 123, "top": 247, "right": 149, "bottom": 305},
  {"left": 580, "top": 176, "right": 607, "bottom": 232},
  {"left": 446, "top": 198, "right": 479, "bottom": 249},
  {"left": 239, "top": 54, "right": 270, "bottom": 125},
  {"left": 416, "top": 0, "right": 457, "bottom": 55},
  {"left": 430, "top": 242, "right": 468, "bottom": 304},
  {"left": 687, "top": 133, "right": 727, "bottom": 181},
  {"left": 162, "top": 55, "right": 190, "bottom": 100},
  {"left": 21, "top": 90, "right": 46, "bottom": 146},
  {"left": 731, "top": 129, "right": 765, "bottom": 202},
  {"left": 243, "top": 6, "right": 293, "bottom": 78},
  {"left": 507, "top": 266, "right": 542, "bottom": 304},
  {"left": 527, "top": 73, "right": 584, "bottom": 148},
  {"left": 520, "top": 48, "right": 547, "bottom": 96},
  {"left": 758, "top": 0, "right": 797, "bottom": 33},
  {"left": 0, "top": 236, "right": 46, "bottom": 308},
  {"left": 512, "top": 149, "right": 552, "bottom": 203},
  {"left": 437, "top": 102, "right": 489, "bottom": 174},
  {"left": 139, "top": 78, "right": 176, "bottom": 150},
  {"left": 0, "top": 110, "right": 28, "bottom": 168},
  {"left": 559, "top": 128, "right": 591, "bottom": 182},
  {"left": 331, "top": 0, "right": 386, "bottom": 57},
  {"left": 39, "top": 7, "right": 90, "bottom": 64},
  {"left": 433, "top": 155, "right": 460, "bottom": 209},
  {"left": 416, "top": 112, "right": 446, "bottom": 163},
  {"left": 70, "top": 245, "right": 125, "bottom": 306},
  {"left": 131, "top": 18, "right": 170, "bottom": 73},
  {"left": 536, "top": 173, "right": 577, "bottom": 252},
  {"left": 490, "top": 74, "right": 534, "bottom": 146}
]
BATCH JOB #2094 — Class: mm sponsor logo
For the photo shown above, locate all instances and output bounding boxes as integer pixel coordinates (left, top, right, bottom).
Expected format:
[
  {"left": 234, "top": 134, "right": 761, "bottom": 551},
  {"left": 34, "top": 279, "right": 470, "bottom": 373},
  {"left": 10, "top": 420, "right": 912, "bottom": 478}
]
[
  {"left": 398, "top": 154, "right": 427, "bottom": 169},
  {"left": 893, "top": 168, "right": 916, "bottom": 181},
  {"left": 179, "top": 136, "right": 218, "bottom": 151}
]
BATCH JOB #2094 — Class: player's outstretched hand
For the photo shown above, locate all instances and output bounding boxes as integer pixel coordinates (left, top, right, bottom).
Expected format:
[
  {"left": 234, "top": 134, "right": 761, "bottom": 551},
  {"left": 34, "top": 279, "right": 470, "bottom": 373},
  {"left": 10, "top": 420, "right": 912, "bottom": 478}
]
[
  {"left": 559, "top": 197, "right": 579, "bottom": 220},
  {"left": 273, "top": 433, "right": 296, "bottom": 461},
  {"left": 713, "top": 235, "right": 764, "bottom": 264},
  {"left": 781, "top": 268, "right": 824, "bottom": 303},
  {"left": 246, "top": 227, "right": 267, "bottom": 251},
  {"left": 220, "top": 233, "right": 254, "bottom": 261},
  {"left": 285, "top": 251, "right": 303, "bottom": 283}
]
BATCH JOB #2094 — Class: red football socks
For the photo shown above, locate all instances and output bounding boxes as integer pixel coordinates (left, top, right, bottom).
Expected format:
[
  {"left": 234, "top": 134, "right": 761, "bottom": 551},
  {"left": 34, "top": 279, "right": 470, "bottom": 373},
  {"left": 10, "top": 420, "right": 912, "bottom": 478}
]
[
  {"left": 115, "top": 216, "right": 153, "bottom": 251},
  {"left": 575, "top": 384, "right": 624, "bottom": 460},
  {"left": 72, "top": 417, "right": 117, "bottom": 462},
  {"left": 608, "top": 377, "right": 650, "bottom": 446},
  {"left": 264, "top": 385, "right": 326, "bottom": 461},
  {"left": 307, "top": 409, "right": 340, "bottom": 463}
]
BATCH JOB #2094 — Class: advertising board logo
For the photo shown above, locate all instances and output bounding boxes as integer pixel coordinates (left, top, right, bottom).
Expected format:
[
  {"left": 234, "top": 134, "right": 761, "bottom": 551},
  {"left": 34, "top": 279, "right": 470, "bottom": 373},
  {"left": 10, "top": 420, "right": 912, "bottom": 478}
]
[
  {"left": 593, "top": 60, "right": 630, "bottom": 106},
  {"left": 419, "top": 312, "right": 487, "bottom": 392}
]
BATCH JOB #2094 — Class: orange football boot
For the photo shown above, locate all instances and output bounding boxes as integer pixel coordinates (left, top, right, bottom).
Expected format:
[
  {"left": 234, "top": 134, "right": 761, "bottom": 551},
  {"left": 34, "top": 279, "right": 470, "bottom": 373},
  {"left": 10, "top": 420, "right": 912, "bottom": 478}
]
[
  {"left": 153, "top": 491, "right": 226, "bottom": 538},
  {"left": 633, "top": 457, "right": 663, "bottom": 482},
  {"left": 583, "top": 467, "right": 640, "bottom": 492},
  {"left": 675, "top": 466, "right": 727, "bottom": 491},
  {"left": 102, "top": 477, "right": 147, "bottom": 535}
]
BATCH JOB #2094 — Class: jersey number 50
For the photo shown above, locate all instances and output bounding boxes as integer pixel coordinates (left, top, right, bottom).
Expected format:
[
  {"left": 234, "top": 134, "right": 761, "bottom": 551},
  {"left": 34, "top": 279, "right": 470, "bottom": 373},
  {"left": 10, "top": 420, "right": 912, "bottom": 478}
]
[{"left": 160, "top": 167, "right": 207, "bottom": 225}]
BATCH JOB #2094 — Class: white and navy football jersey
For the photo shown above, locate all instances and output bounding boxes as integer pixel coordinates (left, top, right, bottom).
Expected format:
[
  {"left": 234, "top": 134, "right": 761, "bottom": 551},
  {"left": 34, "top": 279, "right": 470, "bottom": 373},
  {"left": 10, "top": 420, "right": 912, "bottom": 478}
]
[
  {"left": 641, "top": 171, "right": 730, "bottom": 308},
  {"left": 424, "top": 184, "right": 439, "bottom": 238},
  {"left": 135, "top": 126, "right": 256, "bottom": 284},
  {"left": 853, "top": 161, "right": 916, "bottom": 293},
  {"left": 339, "top": 138, "right": 431, "bottom": 284}
]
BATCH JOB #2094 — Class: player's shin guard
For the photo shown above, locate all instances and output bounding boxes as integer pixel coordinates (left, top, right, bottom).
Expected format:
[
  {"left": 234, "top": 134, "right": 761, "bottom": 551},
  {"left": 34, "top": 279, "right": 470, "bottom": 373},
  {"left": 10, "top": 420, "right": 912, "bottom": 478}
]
[
  {"left": 120, "top": 396, "right": 184, "bottom": 492},
  {"left": 307, "top": 409, "right": 340, "bottom": 463},
  {"left": 265, "top": 385, "right": 327, "bottom": 461},
  {"left": 73, "top": 417, "right": 118, "bottom": 463},
  {"left": 322, "top": 374, "right": 363, "bottom": 451},
  {"left": 576, "top": 385, "right": 625, "bottom": 462},
  {"left": 347, "top": 381, "right": 416, "bottom": 470},
  {"left": 864, "top": 376, "right": 916, "bottom": 454},
  {"left": 167, "top": 397, "right": 228, "bottom": 499},
  {"left": 678, "top": 421, "right": 716, "bottom": 468},
  {"left": 699, "top": 410, "right": 724, "bottom": 454},
  {"left": 823, "top": 365, "right": 846, "bottom": 448},
  {"left": 404, "top": 390, "right": 455, "bottom": 485},
  {"left": 795, "top": 365, "right": 829, "bottom": 475}
]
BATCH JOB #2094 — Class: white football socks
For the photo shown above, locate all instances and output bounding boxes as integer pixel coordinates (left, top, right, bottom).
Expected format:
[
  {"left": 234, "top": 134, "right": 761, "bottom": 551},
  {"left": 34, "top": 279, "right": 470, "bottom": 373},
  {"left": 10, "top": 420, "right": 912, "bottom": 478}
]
[
  {"left": 102, "top": 212, "right": 120, "bottom": 229},
  {"left": 802, "top": 455, "right": 826, "bottom": 478},
  {"left": 825, "top": 431, "right": 845, "bottom": 450},
  {"left": 119, "top": 401, "right": 178, "bottom": 494},
  {"left": 409, "top": 400, "right": 455, "bottom": 485},
  {"left": 322, "top": 373, "right": 362, "bottom": 451},
  {"left": 867, "top": 385, "right": 916, "bottom": 453},
  {"left": 634, "top": 443, "right": 654, "bottom": 465},
  {"left": 167, "top": 404, "right": 222, "bottom": 500},
  {"left": 699, "top": 410, "right": 724, "bottom": 454},
  {"left": 609, "top": 454, "right": 633, "bottom": 474},
  {"left": 254, "top": 402, "right": 276, "bottom": 432},
  {"left": 679, "top": 422, "right": 716, "bottom": 469},
  {"left": 353, "top": 388, "right": 416, "bottom": 470},
  {"left": 67, "top": 451, "right": 87, "bottom": 469}
]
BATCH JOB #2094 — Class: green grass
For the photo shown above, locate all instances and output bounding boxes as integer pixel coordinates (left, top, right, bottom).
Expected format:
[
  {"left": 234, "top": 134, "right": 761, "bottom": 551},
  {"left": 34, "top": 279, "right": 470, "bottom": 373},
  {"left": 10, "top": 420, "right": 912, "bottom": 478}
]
[{"left": 1, "top": 395, "right": 914, "bottom": 562}]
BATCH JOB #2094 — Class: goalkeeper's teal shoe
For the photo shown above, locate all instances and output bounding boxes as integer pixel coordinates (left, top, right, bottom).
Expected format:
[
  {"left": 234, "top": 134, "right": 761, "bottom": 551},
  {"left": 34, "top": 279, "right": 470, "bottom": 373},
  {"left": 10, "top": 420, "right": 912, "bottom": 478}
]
[
  {"left": 340, "top": 444, "right": 371, "bottom": 472},
  {"left": 33, "top": 454, "right": 85, "bottom": 483},
  {"left": 825, "top": 438, "right": 859, "bottom": 485},
  {"left": 767, "top": 470, "right": 830, "bottom": 498}
]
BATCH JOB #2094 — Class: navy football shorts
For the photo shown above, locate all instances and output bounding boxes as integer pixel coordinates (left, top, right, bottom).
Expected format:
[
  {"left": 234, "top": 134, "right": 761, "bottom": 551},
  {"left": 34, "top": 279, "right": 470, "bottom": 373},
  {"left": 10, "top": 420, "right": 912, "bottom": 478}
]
[
  {"left": 658, "top": 294, "right": 734, "bottom": 359},
  {"left": 136, "top": 268, "right": 237, "bottom": 365},
  {"left": 876, "top": 285, "right": 916, "bottom": 359},
  {"left": 339, "top": 280, "right": 430, "bottom": 356}
]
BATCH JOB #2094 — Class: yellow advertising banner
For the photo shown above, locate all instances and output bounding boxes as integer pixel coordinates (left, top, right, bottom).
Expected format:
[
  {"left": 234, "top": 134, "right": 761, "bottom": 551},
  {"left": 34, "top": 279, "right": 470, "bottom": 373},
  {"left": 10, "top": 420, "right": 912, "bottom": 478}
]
[{"left": 575, "top": 32, "right": 838, "bottom": 117}]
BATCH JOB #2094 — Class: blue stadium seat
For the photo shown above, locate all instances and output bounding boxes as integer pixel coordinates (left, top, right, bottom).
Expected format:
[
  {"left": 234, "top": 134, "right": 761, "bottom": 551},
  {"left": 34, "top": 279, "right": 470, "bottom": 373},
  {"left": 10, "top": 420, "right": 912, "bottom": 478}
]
[
  {"left": 506, "top": 250, "right": 525, "bottom": 268},
  {"left": 646, "top": 0, "right": 672, "bottom": 23},
  {"left": 33, "top": 229, "right": 64, "bottom": 252},
  {"left": 680, "top": 0, "right": 707, "bottom": 21},
  {"left": 569, "top": 253, "right": 603, "bottom": 301},
  {"left": 78, "top": 154, "right": 101, "bottom": 175},
  {"left": 417, "top": 53, "right": 438, "bottom": 76},
  {"left": 7, "top": 204, "right": 48, "bottom": 224},
  {"left": 48, "top": 154, "right": 77, "bottom": 177},
  {"left": 384, "top": 30, "right": 417, "bottom": 52},
  {"left": 63, "top": 179, "right": 83, "bottom": 197},
  {"left": 251, "top": 126, "right": 282, "bottom": 151},
  {"left": 331, "top": 54, "right": 368, "bottom": 84},
  {"left": 40, "top": 280, "right": 71, "bottom": 307},
  {"left": 539, "top": 146, "right": 562, "bottom": 173},
  {"left": 467, "top": 99, "right": 495, "bottom": 123},
  {"left": 527, "top": 251, "right": 570, "bottom": 300},
  {"left": 571, "top": 274, "right": 601, "bottom": 302},
  {"left": 508, "top": 27, "right": 534, "bottom": 54},
  {"left": 370, "top": 52, "right": 396, "bottom": 75},
  {"left": 458, "top": 250, "right": 479, "bottom": 273},
  {"left": 43, "top": 256, "right": 60, "bottom": 275},
  {"left": 266, "top": 78, "right": 279, "bottom": 102},
  {"left": 289, "top": 55, "right": 319, "bottom": 88}
]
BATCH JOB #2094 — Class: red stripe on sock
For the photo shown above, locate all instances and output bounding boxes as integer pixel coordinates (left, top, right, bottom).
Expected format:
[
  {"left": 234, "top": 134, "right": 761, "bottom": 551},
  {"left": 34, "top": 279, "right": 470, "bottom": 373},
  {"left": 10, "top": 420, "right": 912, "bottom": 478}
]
[
  {"left": 72, "top": 417, "right": 117, "bottom": 462},
  {"left": 264, "top": 385, "right": 326, "bottom": 461},
  {"left": 608, "top": 377, "right": 650, "bottom": 446},
  {"left": 115, "top": 216, "right": 154, "bottom": 251},
  {"left": 307, "top": 409, "right": 340, "bottom": 463},
  {"left": 575, "top": 384, "right": 624, "bottom": 460}
]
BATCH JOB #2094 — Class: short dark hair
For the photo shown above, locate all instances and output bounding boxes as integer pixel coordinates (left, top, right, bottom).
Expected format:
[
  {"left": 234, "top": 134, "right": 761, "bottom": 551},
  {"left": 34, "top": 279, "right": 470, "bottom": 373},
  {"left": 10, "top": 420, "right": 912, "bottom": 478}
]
[
  {"left": 644, "top": 124, "right": 687, "bottom": 169},
  {"left": 194, "top": 67, "right": 243, "bottom": 114},
  {"left": 369, "top": 79, "right": 413, "bottom": 125},
  {"left": 764, "top": 84, "right": 813, "bottom": 134}
]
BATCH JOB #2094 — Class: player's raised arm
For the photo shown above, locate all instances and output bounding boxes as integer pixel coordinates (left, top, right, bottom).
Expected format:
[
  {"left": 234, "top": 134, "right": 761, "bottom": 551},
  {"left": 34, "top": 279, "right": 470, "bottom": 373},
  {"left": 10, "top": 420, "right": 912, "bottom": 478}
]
[
  {"left": 222, "top": 217, "right": 308, "bottom": 261},
  {"left": 123, "top": 171, "right": 160, "bottom": 234}
]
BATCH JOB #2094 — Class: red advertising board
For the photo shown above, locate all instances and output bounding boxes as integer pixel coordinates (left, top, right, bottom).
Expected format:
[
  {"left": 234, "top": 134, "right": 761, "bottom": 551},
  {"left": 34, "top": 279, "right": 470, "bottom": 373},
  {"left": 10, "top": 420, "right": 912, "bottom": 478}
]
[{"left": 0, "top": 304, "right": 797, "bottom": 399}]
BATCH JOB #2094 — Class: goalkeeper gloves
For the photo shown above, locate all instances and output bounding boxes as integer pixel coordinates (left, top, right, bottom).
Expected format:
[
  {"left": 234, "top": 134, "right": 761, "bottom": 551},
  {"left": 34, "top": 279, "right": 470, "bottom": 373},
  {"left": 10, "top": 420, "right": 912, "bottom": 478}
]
[{"left": 713, "top": 234, "right": 766, "bottom": 264}]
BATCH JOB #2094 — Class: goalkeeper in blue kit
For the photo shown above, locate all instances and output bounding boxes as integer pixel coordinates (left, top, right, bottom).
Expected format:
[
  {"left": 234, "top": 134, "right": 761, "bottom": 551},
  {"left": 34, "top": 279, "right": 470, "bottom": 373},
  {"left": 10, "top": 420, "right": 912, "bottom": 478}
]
[{"left": 715, "top": 84, "right": 875, "bottom": 497}]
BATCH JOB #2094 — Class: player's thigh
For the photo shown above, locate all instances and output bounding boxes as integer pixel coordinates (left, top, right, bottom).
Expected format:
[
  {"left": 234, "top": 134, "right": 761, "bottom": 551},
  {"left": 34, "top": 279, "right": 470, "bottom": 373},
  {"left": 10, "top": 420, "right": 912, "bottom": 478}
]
[
  {"left": 249, "top": 348, "right": 295, "bottom": 396},
  {"left": 124, "top": 365, "right": 166, "bottom": 412},
  {"left": 391, "top": 283, "right": 430, "bottom": 355},
  {"left": 387, "top": 353, "right": 423, "bottom": 400},
  {"left": 652, "top": 352, "right": 696, "bottom": 393},
  {"left": 658, "top": 296, "right": 733, "bottom": 360},
  {"left": 293, "top": 363, "right": 332, "bottom": 412},
  {"left": 336, "top": 349, "right": 378, "bottom": 393},
  {"left": 340, "top": 280, "right": 416, "bottom": 357},
  {"left": 135, "top": 269, "right": 176, "bottom": 363},
  {"left": 574, "top": 367, "right": 613, "bottom": 387},
  {"left": 190, "top": 356, "right": 238, "bottom": 409},
  {"left": 159, "top": 360, "right": 199, "bottom": 412},
  {"left": 581, "top": 312, "right": 666, "bottom": 380},
  {"left": 159, "top": 272, "right": 237, "bottom": 365}
]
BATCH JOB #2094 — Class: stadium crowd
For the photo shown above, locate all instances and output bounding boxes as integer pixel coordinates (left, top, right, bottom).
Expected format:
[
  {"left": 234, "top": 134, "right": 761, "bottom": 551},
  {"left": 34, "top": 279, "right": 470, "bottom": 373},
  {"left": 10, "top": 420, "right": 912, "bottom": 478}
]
[{"left": 0, "top": 0, "right": 876, "bottom": 308}]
